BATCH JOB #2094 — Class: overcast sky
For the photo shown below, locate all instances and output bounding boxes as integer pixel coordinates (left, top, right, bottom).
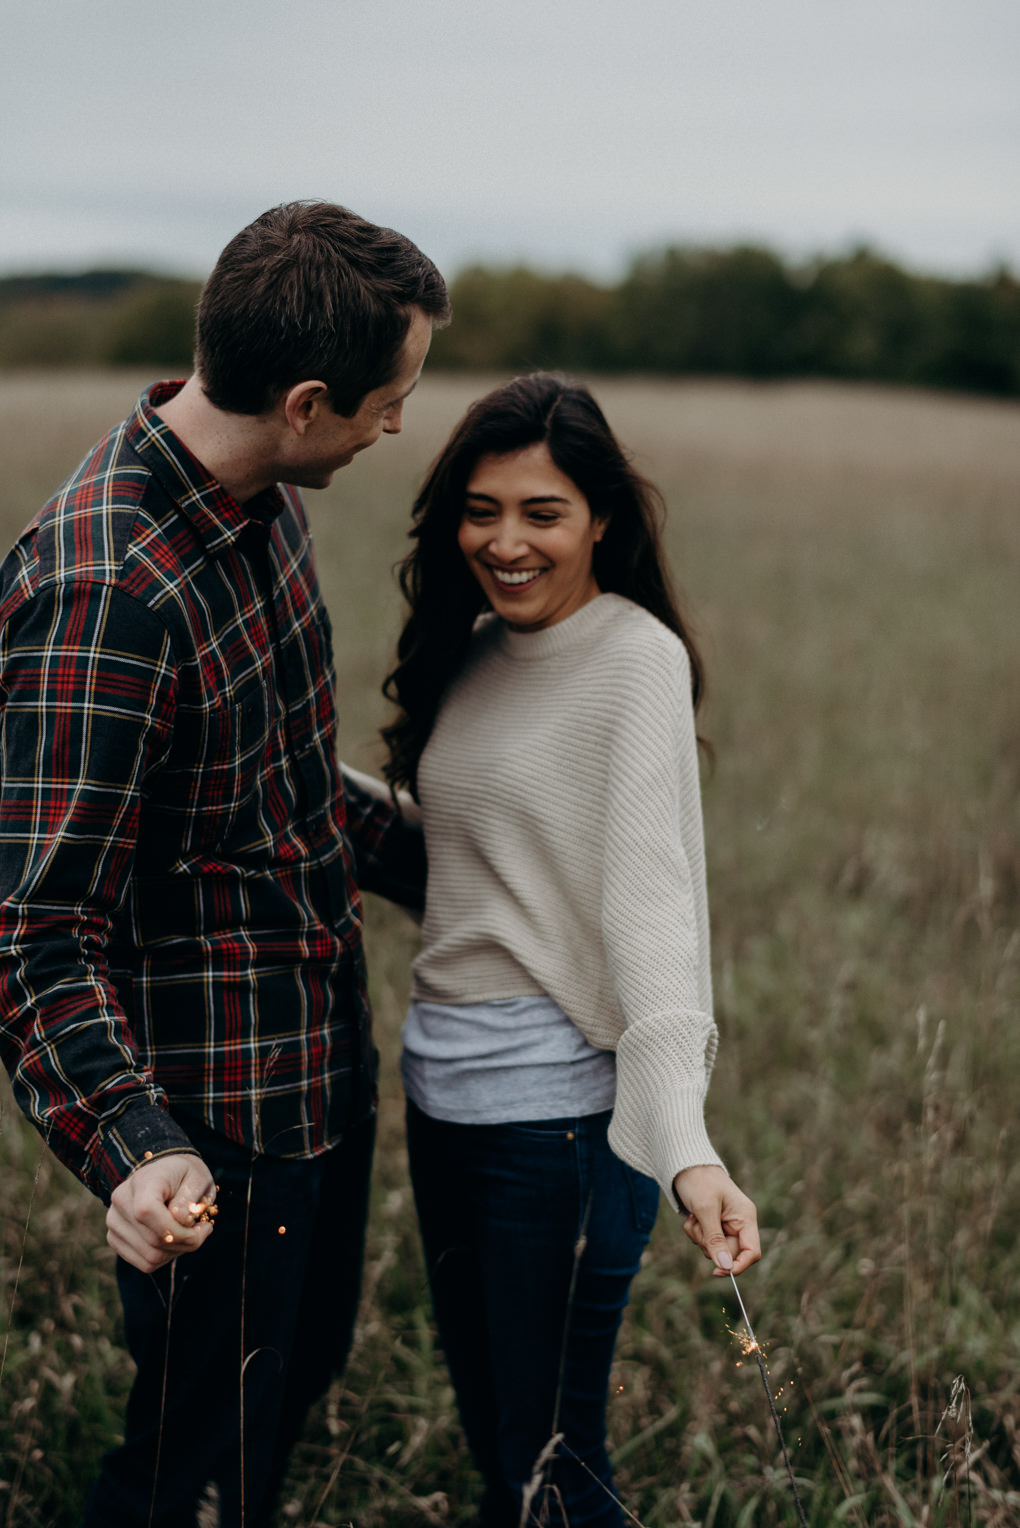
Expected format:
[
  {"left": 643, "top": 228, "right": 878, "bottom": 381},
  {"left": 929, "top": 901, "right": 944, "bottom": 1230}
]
[{"left": 2, "top": 0, "right": 1016, "bottom": 283}]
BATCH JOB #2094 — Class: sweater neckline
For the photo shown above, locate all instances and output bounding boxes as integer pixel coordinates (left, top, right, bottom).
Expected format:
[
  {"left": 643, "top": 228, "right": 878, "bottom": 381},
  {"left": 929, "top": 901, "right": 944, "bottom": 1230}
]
[{"left": 496, "top": 593, "right": 626, "bottom": 661}]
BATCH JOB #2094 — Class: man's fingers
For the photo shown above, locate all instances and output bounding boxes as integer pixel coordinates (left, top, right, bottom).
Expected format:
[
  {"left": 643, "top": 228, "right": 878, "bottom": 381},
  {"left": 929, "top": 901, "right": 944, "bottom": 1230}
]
[
  {"left": 107, "top": 1205, "right": 215, "bottom": 1272},
  {"left": 168, "top": 1160, "right": 217, "bottom": 1229},
  {"left": 106, "top": 1205, "right": 172, "bottom": 1272},
  {"left": 106, "top": 1152, "right": 217, "bottom": 1271}
]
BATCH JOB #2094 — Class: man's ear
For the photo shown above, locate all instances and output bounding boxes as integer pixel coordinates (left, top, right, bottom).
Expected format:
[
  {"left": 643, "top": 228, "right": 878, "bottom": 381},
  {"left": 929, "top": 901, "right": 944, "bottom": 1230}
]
[
  {"left": 593, "top": 515, "right": 609, "bottom": 543},
  {"left": 282, "top": 381, "right": 330, "bottom": 436}
]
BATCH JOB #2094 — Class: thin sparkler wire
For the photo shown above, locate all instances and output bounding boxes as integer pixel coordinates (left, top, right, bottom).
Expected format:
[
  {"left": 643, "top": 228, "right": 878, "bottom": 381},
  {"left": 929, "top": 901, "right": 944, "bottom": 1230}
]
[{"left": 729, "top": 1272, "right": 809, "bottom": 1528}]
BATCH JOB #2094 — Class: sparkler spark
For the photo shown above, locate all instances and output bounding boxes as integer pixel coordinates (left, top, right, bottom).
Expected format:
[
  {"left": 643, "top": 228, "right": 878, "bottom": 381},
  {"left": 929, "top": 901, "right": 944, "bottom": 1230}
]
[
  {"left": 728, "top": 1273, "right": 808, "bottom": 1528},
  {"left": 726, "top": 1323, "right": 759, "bottom": 1358},
  {"left": 185, "top": 1199, "right": 218, "bottom": 1224}
]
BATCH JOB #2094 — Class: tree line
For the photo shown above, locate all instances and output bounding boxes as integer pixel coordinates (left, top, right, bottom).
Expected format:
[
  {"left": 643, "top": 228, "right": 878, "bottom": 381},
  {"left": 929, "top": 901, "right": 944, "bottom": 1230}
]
[{"left": 1, "top": 245, "right": 1018, "bottom": 396}]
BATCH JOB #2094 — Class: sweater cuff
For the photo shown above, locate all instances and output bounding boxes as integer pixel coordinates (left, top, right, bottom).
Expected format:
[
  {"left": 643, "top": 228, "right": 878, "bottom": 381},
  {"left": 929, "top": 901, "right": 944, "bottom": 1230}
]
[
  {"left": 608, "top": 1084, "right": 725, "bottom": 1209},
  {"left": 608, "top": 1009, "right": 724, "bottom": 1207},
  {"left": 92, "top": 1100, "right": 201, "bottom": 1203}
]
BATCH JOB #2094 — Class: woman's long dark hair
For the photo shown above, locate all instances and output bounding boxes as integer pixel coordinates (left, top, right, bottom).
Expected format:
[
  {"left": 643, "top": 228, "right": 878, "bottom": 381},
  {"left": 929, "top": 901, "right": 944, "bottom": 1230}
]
[{"left": 382, "top": 372, "right": 706, "bottom": 796}]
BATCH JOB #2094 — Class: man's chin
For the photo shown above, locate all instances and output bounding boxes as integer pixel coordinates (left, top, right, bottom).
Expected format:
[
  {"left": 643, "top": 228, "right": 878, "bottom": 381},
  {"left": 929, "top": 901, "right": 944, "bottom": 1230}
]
[{"left": 298, "top": 466, "right": 341, "bottom": 490}]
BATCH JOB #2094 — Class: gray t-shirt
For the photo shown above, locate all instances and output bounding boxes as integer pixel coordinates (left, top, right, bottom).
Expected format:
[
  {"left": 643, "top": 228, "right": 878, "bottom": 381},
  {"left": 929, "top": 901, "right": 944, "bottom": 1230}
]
[{"left": 401, "top": 995, "right": 618, "bottom": 1124}]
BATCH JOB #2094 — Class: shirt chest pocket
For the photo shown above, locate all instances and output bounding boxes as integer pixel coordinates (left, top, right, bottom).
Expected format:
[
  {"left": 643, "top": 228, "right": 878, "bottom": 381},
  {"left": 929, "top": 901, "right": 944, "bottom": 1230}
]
[{"left": 146, "top": 685, "right": 270, "bottom": 853}]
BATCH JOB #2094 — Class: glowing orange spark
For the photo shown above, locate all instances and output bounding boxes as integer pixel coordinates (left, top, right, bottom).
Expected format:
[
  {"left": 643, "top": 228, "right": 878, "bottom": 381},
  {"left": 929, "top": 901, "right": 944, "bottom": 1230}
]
[
  {"left": 726, "top": 1323, "right": 762, "bottom": 1359},
  {"left": 182, "top": 1197, "right": 218, "bottom": 1224},
  {"left": 277, "top": 1225, "right": 286, "bottom": 1235}
]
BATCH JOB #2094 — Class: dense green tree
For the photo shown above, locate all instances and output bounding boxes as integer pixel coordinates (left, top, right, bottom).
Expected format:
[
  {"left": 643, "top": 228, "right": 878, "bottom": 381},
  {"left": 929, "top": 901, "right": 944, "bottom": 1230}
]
[
  {"left": 104, "top": 280, "right": 200, "bottom": 368},
  {"left": 1, "top": 252, "right": 1017, "bottom": 397},
  {"left": 610, "top": 245, "right": 805, "bottom": 375},
  {"left": 797, "top": 248, "right": 939, "bottom": 381},
  {"left": 429, "top": 266, "right": 613, "bottom": 372},
  {"left": 921, "top": 268, "right": 1020, "bottom": 395}
]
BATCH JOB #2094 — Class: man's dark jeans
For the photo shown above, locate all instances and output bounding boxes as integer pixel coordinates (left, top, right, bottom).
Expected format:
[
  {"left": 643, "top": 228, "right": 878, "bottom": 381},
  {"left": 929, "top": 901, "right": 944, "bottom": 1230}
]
[
  {"left": 406, "top": 1101, "right": 659, "bottom": 1527},
  {"left": 80, "top": 1111, "right": 374, "bottom": 1528}
]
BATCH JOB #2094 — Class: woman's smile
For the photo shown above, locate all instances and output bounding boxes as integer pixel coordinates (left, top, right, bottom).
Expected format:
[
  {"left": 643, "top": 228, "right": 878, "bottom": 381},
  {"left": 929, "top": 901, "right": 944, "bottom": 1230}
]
[
  {"left": 487, "top": 566, "right": 545, "bottom": 587},
  {"left": 459, "top": 443, "right": 605, "bottom": 632}
]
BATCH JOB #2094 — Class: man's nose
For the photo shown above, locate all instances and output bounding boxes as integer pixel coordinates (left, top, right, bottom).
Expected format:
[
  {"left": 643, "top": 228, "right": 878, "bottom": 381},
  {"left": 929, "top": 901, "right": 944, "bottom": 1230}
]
[{"left": 383, "top": 402, "right": 404, "bottom": 435}]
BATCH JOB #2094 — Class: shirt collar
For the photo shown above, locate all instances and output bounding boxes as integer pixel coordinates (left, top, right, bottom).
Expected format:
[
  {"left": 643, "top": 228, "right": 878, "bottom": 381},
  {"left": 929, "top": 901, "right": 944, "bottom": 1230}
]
[{"left": 126, "top": 381, "right": 286, "bottom": 555}]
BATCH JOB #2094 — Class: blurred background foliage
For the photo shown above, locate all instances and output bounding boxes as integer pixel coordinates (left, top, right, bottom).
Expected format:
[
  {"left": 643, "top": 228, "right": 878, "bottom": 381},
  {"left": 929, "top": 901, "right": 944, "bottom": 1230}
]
[{"left": 1, "top": 244, "right": 1018, "bottom": 395}]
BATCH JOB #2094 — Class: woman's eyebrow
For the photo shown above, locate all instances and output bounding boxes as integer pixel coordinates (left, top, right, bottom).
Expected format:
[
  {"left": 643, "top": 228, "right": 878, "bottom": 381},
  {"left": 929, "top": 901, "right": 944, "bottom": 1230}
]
[{"left": 464, "top": 491, "right": 570, "bottom": 506}]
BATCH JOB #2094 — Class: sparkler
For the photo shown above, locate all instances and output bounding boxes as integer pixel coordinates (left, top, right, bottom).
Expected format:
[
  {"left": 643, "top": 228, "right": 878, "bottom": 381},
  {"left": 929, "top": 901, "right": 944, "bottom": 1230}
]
[{"left": 729, "top": 1272, "right": 808, "bottom": 1528}]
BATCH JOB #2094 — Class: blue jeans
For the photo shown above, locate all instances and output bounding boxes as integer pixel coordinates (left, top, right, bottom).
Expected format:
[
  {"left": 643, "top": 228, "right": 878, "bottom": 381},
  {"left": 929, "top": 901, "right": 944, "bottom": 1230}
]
[
  {"left": 406, "top": 1101, "right": 659, "bottom": 1527},
  {"left": 79, "top": 1111, "right": 374, "bottom": 1528}
]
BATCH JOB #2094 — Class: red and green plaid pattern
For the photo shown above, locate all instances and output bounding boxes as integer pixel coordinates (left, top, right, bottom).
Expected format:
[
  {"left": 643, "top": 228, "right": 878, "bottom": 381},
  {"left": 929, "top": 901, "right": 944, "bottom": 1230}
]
[{"left": 0, "top": 383, "right": 420, "bottom": 1200}]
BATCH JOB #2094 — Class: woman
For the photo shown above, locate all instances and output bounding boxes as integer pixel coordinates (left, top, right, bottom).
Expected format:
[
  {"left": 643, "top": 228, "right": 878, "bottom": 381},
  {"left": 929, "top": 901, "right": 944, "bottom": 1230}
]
[{"left": 382, "top": 374, "right": 759, "bottom": 1527}]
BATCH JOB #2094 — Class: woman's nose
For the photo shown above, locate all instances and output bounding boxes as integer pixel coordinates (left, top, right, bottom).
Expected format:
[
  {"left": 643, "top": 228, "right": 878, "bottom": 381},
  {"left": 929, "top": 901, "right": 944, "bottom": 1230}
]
[{"left": 488, "top": 520, "right": 529, "bottom": 561}]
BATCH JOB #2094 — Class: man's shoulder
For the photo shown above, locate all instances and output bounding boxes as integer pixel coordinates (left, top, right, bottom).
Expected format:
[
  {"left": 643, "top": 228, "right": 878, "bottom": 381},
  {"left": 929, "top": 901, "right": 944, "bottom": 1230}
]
[{"left": 2, "top": 415, "right": 173, "bottom": 613}]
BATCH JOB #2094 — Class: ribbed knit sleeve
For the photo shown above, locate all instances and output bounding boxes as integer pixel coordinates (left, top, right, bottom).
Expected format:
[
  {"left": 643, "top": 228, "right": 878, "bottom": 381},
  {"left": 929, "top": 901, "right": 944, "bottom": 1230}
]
[{"left": 599, "top": 634, "right": 725, "bottom": 1198}]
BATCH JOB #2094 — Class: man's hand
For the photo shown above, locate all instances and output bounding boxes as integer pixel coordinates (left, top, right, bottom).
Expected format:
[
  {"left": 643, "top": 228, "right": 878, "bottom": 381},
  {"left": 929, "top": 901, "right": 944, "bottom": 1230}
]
[
  {"left": 107, "top": 1153, "right": 217, "bottom": 1273},
  {"left": 674, "top": 1164, "right": 760, "bottom": 1277}
]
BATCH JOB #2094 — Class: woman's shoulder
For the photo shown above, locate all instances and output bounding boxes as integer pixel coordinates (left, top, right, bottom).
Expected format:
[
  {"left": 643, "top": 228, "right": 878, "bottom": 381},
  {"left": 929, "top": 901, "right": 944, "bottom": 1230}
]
[{"left": 595, "top": 595, "right": 691, "bottom": 687}]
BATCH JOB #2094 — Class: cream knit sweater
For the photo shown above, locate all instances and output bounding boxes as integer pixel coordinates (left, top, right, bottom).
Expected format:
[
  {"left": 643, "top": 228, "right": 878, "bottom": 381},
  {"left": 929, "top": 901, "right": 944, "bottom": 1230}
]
[{"left": 411, "top": 593, "right": 724, "bottom": 1201}]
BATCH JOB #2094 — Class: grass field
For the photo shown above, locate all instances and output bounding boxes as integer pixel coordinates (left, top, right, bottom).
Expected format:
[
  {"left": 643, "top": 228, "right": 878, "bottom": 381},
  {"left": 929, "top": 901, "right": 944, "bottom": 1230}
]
[{"left": 1, "top": 370, "right": 1018, "bottom": 1526}]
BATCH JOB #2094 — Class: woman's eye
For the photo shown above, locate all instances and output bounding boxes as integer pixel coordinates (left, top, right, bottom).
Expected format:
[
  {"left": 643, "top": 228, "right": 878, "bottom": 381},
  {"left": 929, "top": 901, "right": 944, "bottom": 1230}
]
[
  {"left": 529, "top": 513, "right": 558, "bottom": 526},
  {"left": 463, "top": 506, "right": 495, "bottom": 522}
]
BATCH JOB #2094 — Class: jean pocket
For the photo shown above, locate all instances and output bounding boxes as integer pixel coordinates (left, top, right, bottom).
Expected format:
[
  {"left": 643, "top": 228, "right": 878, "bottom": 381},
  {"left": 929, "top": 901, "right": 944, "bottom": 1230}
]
[{"left": 623, "top": 1164, "right": 660, "bottom": 1237}]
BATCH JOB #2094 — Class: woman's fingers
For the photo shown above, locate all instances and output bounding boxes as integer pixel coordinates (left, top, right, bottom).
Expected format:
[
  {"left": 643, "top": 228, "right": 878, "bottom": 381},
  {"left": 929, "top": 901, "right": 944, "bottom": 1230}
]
[{"left": 676, "top": 1166, "right": 761, "bottom": 1276}]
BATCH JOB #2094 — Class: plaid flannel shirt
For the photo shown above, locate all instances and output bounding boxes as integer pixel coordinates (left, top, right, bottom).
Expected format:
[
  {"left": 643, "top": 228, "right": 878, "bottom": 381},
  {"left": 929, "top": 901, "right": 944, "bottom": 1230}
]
[{"left": 0, "top": 382, "right": 424, "bottom": 1201}]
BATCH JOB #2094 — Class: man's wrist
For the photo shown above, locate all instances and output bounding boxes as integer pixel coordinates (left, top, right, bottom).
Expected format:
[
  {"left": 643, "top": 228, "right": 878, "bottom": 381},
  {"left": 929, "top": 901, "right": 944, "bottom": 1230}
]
[{"left": 94, "top": 1100, "right": 197, "bottom": 1202}]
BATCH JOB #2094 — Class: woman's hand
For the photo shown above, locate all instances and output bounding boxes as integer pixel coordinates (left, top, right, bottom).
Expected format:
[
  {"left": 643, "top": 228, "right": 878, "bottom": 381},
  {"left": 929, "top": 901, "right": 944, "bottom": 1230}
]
[{"left": 673, "top": 1164, "right": 760, "bottom": 1277}]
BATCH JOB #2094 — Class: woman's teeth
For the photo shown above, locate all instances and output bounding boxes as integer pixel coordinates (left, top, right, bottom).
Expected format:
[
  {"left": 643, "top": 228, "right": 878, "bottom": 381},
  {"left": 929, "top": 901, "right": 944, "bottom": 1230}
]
[{"left": 491, "top": 568, "right": 542, "bottom": 586}]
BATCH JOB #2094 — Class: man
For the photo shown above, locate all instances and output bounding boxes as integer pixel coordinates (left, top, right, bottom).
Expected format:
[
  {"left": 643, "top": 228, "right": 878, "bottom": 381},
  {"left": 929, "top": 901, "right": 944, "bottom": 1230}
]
[{"left": 0, "top": 201, "right": 450, "bottom": 1526}]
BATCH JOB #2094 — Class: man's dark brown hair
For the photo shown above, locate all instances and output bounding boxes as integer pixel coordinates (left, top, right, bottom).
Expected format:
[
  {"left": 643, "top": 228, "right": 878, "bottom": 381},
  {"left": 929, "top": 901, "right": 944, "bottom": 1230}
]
[{"left": 195, "top": 201, "right": 451, "bottom": 417}]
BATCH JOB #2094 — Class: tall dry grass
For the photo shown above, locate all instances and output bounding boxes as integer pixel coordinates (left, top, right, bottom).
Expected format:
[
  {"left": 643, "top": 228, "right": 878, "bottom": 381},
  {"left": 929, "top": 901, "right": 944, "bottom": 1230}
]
[{"left": 1, "top": 371, "right": 1018, "bottom": 1525}]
